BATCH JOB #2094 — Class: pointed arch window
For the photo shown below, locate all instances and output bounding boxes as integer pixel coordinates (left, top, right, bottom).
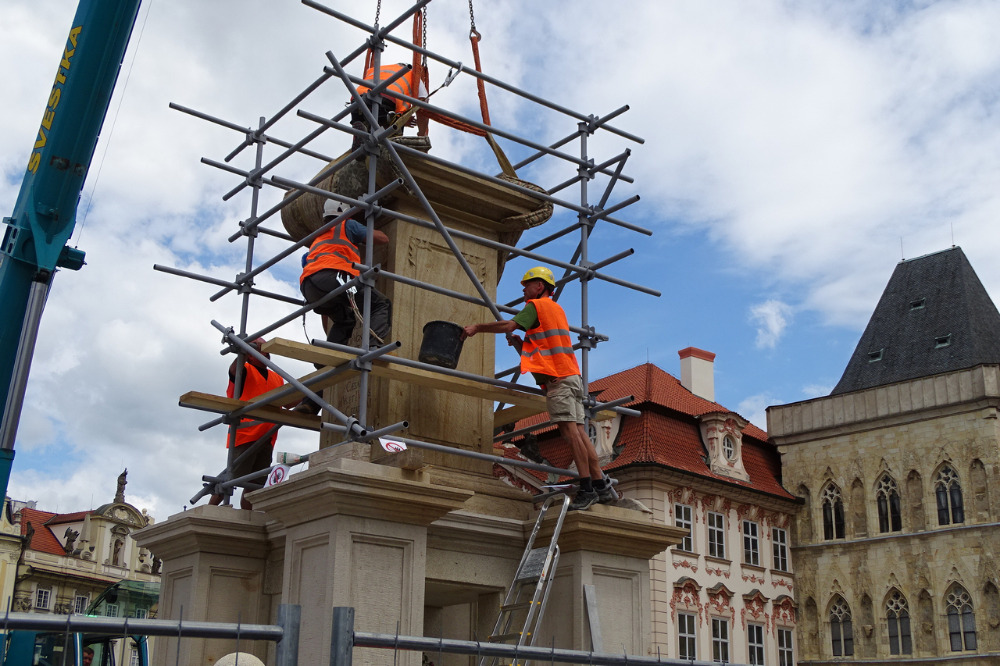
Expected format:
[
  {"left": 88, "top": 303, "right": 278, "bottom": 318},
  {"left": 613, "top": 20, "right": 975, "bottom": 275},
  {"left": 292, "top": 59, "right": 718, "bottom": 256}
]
[
  {"left": 830, "top": 597, "right": 854, "bottom": 657},
  {"left": 876, "top": 475, "right": 902, "bottom": 533},
  {"left": 946, "top": 585, "right": 977, "bottom": 651},
  {"left": 886, "top": 590, "right": 912, "bottom": 655},
  {"left": 936, "top": 466, "right": 965, "bottom": 525},
  {"left": 821, "top": 484, "right": 845, "bottom": 540}
]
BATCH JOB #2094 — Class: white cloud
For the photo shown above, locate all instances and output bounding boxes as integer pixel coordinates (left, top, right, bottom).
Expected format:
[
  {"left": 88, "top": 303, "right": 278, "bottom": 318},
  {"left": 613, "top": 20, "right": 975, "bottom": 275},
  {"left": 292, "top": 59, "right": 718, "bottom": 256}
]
[
  {"left": 736, "top": 393, "right": 775, "bottom": 432},
  {"left": 749, "top": 300, "right": 793, "bottom": 350},
  {"left": 802, "top": 384, "right": 833, "bottom": 399}
]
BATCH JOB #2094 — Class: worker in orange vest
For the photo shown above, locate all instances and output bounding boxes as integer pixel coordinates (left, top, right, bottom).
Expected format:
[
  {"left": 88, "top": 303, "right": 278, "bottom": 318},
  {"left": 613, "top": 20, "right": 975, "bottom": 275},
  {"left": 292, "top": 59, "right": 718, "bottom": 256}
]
[
  {"left": 210, "top": 338, "right": 284, "bottom": 510},
  {"left": 462, "top": 267, "right": 613, "bottom": 510},
  {"left": 351, "top": 63, "right": 427, "bottom": 152},
  {"left": 300, "top": 200, "right": 391, "bottom": 349}
]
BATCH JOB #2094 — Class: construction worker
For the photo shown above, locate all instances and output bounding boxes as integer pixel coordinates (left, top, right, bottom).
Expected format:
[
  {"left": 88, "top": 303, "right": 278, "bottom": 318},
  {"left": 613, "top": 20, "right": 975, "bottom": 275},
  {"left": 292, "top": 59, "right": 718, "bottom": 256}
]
[
  {"left": 462, "top": 267, "right": 613, "bottom": 510},
  {"left": 300, "top": 199, "right": 391, "bottom": 349},
  {"left": 210, "top": 338, "right": 284, "bottom": 510},
  {"left": 351, "top": 63, "right": 428, "bottom": 153}
]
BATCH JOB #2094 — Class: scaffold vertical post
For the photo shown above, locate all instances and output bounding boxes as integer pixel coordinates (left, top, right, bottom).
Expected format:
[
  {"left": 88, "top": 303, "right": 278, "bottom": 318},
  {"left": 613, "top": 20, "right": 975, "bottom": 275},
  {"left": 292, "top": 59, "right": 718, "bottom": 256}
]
[
  {"left": 331, "top": 606, "right": 355, "bottom": 666},
  {"left": 276, "top": 603, "right": 301, "bottom": 666}
]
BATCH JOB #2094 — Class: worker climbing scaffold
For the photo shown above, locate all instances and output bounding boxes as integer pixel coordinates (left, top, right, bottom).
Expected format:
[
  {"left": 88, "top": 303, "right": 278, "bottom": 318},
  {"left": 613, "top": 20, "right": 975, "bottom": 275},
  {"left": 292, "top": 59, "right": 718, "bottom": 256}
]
[{"left": 463, "top": 266, "right": 615, "bottom": 511}]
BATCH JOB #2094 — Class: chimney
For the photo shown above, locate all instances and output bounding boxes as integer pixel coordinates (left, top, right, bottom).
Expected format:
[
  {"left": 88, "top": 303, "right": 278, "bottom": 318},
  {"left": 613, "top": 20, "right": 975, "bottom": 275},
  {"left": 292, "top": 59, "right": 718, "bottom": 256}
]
[{"left": 678, "top": 347, "right": 716, "bottom": 402}]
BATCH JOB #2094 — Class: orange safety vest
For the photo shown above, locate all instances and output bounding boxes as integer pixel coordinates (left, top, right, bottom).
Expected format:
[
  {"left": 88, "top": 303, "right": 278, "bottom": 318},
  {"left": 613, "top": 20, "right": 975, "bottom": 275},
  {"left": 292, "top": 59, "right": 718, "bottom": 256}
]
[
  {"left": 299, "top": 221, "right": 361, "bottom": 284},
  {"left": 520, "top": 297, "right": 581, "bottom": 379},
  {"left": 226, "top": 363, "right": 284, "bottom": 448},
  {"left": 357, "top": 64, "right": 417, "bottom": 116}
]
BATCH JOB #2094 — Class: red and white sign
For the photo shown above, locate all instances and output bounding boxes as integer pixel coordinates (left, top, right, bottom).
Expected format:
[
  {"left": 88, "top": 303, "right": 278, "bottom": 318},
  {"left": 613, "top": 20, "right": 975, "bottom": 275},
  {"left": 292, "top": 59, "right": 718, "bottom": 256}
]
[
  {"left": 379, "top": 439, "right": 407, "bottom": 453},
  {"left": 265, "top": 464, "right": 291, "bottom": 487}
]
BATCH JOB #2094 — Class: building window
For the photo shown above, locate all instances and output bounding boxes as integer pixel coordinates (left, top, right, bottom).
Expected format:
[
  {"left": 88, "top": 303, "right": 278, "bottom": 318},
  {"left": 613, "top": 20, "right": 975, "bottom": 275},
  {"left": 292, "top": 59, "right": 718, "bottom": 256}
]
[
  {"left": 747, "top": 623, "right": 765, "bottom": 665},
  {"left": 936, "top": 466, "right": 965, "bottom": 525},
  {"left": 708, "top": 511, "right": 726, "bottom": 559},
  {"left": 821, "top": 484, "right": 845, "bottom": 540},
  {"left": 105, "top": 603, "right": 120, "bottom": 618},
  {"left": 722, "top": 435, "right": 735, "bottom": 460},
  {"left": 73, "top": 594, "right": 89, "bottom": 615},
  {"left": 678, "top": 612, "right": 696, "bottom": 660},
  {"left": 34, "top": 587, "right": 51, "bottom": 611},
  {"left": 830, "top": 597, "right": 854, "bottom": 657},
  {"left": 743, "top": 520, "right": 759, "bottom": 566},
  {"left": 876, "top": 474, "right": 902, "bottom": 533},
  {"left": 886, "top": 590, "right": 912, "bottom": 655},
  {"left": 130, "top": 649, "right": 141, "bottom": 666},
  {"left": 772, "top": 527, "right": 789, "bottom": 572},
  {"left": 946, "top": 585, "right": 977, "bottom": 651},
  {"left": 675, "top": 504, "right": 694, "bottom": 552},
  {"left": 134, "top": 608, "right": 148, "bottom": 619},
  {"left": 777, "top": 627, "right": 794, "bottom": 666},
  {"left": 711, "top": 618, "right": 730, "bottom": 663}
]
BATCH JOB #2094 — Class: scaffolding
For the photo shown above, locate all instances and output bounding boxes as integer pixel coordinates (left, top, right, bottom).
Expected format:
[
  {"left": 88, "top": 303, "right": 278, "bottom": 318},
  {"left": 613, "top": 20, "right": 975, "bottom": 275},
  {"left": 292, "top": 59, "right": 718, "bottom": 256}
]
[{"left": 154, "top": 0, "right": 658, "bottom": 506}]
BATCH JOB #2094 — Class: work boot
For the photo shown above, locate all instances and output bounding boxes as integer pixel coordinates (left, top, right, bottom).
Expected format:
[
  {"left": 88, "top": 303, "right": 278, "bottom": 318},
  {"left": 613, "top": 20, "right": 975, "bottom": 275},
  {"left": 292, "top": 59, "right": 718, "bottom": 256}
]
[
  {"left": 569, "top": 489, "right": 598, "bottom": 511},
  {"left": 596, "top": 484, "right": 618, "bottom": 504}
]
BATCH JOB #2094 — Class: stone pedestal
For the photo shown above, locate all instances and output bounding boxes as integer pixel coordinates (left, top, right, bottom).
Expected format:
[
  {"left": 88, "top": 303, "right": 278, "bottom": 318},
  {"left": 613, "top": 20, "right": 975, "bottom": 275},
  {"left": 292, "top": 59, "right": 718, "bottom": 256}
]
[
  {"left": 250, "top": 453, "right": 473, "bottom": 666},
  {"left": 133, "top": 506, "right": 273, "bottom": 666}
]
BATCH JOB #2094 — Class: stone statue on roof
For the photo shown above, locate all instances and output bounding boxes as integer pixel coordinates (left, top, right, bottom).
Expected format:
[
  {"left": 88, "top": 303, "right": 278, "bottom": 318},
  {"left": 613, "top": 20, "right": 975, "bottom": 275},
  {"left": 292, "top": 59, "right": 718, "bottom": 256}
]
[{"left": 115, "top": 468, "right": 127, "bottom": 504}]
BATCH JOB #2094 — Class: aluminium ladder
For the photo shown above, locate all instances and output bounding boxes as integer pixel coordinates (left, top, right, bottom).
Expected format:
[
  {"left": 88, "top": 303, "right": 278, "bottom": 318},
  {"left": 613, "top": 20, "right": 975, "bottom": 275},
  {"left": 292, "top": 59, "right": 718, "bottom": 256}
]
[{"left": 481, "top": 493, "right": 570, "bottom": 666}]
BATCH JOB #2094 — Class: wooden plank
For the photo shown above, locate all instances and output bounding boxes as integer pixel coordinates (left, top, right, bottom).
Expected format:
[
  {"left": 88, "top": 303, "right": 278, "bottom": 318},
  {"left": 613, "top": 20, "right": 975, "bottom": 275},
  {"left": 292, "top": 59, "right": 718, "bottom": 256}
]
[
  {"left": 179, "top": 391, "right": 322, "bottom": 430},
  {"left": 264, "top": 338, "right": 546, "bottom": 410}
]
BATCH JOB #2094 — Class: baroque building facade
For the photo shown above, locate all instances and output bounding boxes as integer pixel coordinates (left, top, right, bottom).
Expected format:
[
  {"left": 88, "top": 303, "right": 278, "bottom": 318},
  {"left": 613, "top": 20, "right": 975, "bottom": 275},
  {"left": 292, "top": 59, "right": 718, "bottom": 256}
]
[
  {"left": 503, "top": 350, "right": 800, "bottom": 665},
  {"left": 769, "top": 247, "right": 1000, "bottom": 664}
]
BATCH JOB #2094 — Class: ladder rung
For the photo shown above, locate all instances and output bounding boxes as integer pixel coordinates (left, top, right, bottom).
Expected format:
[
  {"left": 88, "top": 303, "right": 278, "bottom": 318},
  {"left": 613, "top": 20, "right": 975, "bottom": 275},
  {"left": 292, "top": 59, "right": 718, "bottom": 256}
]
[{"left": 500, "top": 601, "right": 533, "bottom": 612}]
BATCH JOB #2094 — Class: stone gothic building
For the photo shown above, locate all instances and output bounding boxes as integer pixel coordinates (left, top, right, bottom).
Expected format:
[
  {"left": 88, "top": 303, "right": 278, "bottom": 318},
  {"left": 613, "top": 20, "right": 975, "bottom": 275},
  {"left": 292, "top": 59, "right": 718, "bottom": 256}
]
[{"left": 769, "top": 247, "right": 1000, "bottom": 664}]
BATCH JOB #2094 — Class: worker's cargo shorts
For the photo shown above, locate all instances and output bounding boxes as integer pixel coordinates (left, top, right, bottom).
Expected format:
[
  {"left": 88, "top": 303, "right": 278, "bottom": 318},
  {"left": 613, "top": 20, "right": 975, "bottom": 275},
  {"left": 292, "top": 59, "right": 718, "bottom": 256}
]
[{"left": 542, "top": 374, "right": 586, "bottom": 424}]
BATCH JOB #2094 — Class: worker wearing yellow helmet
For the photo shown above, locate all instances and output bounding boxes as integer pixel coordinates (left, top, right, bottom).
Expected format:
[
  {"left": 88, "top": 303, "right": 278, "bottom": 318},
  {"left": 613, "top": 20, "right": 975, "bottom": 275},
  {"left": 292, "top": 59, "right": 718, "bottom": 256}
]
[{"left": 462, "top": 267, "right": 612, "bottom": 510}]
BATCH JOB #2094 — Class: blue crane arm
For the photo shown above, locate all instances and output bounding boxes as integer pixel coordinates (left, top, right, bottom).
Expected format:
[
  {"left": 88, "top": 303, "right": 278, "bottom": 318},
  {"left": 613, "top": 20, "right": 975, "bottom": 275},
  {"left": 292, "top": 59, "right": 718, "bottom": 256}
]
[{"left": 0, "top": 0, "right": 142, "bottom": 495}]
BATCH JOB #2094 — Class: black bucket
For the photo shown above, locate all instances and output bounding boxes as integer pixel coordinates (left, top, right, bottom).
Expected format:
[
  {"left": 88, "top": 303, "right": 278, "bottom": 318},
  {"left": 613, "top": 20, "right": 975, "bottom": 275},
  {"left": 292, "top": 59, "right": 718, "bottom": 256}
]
[{"left": 419, "top": 320, "right": 465, "bottom": 369}]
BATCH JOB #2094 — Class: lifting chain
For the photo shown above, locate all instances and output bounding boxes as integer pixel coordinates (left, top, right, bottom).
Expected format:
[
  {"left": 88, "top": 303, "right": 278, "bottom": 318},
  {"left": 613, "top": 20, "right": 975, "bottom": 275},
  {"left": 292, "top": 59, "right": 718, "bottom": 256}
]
[
  {"left": 468, "top": 0, "right": 476, "bottom": 34},
  {"left": 374, "top": 0, "right": 382, "bottom": 26},
  {"left": 422, "top": 6, "right": 428, "bottom": 70}
]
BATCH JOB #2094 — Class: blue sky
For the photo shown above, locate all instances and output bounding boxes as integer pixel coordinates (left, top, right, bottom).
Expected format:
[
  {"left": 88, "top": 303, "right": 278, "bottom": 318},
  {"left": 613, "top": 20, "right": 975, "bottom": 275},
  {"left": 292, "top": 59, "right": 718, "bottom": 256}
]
[{"left": 3, "top": 0, "right": 1000, "bottom": 517}]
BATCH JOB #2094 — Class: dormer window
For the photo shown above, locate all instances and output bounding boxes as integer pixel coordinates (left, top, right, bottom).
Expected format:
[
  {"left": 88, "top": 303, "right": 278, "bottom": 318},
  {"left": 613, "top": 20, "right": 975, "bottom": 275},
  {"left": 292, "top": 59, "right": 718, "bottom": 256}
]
[
  {"left": 910, "top": 298, "right": 926, "bottom": 310},
  {"left": 698, "top": 414, "right": 750, "bottom": 482},
  {"left": 935, "top": 334, "right": 952, "bottom": 348},
  {"left": 868, "top": 349, "right": 884, "bottom": 362}
]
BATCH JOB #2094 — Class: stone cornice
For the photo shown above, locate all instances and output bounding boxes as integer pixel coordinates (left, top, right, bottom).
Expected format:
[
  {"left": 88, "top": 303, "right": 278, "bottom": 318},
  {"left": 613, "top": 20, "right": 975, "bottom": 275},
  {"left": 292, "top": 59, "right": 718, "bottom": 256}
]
[
  {"left": 768, "top": 364, "right": 1000, "bottom": 444},
  {"left": 249, "top": 457, "right": 473, "bottom": 528},
  {"left": 132, "top": 506, "right": 269, "bottom": 561},
  {"left": 535, "top": 504, "right": 686, "bottom": 559}
]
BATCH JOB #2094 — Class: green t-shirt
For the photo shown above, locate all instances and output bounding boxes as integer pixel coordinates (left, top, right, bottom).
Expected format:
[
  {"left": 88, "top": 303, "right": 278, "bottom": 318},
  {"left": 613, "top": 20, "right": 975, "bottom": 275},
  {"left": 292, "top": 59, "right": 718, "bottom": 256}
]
[{"left": 512, "top": 302, "right": 539, "bottom": 331}]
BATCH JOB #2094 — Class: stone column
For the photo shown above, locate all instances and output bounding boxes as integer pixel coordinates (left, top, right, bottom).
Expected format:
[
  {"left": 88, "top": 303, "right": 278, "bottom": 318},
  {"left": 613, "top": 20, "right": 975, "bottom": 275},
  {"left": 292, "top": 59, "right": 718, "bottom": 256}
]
[
  {"left": 534, "top": 505, "right": 686, "bottom": 653},
  {"left": 133, "top": 506, "right": 272, "bottom": 666}
]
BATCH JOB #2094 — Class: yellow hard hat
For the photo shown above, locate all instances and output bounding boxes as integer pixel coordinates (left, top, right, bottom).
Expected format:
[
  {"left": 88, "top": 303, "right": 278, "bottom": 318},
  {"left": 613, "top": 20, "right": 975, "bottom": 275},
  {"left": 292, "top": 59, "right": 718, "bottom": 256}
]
[{"left": 521, "top": 266, "right": 556, "bottom": 288}]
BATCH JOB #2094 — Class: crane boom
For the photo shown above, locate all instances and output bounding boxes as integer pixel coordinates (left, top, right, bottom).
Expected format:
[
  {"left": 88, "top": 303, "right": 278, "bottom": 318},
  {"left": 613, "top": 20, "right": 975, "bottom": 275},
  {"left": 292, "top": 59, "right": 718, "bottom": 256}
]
[{"left": 0, "top": 0, "right": 141, "bottom": 496}]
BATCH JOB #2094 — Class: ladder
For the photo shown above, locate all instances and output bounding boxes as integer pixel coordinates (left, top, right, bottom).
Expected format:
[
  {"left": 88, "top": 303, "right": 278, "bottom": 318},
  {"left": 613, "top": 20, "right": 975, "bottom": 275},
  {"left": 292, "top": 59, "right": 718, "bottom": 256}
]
[{"left": 481, "top": 493, "right": 570, "bottom": 666}]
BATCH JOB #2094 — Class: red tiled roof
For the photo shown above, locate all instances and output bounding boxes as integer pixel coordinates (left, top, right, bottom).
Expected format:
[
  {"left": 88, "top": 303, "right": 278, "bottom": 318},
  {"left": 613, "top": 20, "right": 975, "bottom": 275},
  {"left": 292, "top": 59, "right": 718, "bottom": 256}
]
[
  {"left": 497, "top": 363, "right": 794, "bottom": 500},
  {"left": 19, "top": 508, "right": 69, "bottom": 556}
]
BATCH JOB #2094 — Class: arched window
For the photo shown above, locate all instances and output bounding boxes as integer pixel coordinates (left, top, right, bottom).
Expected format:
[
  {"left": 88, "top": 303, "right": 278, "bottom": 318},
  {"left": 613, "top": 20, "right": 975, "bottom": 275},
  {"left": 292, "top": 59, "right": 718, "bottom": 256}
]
[
  {"left": 830, "top": 596, "right": 854, "bottom": 657},
  {"left": 886, "top": 590, "right": 912, "bottom": 655},
  {"left": 936, "top": 466, "right": 965, "bottom": 525},
  {"left": 946, "top": 585, "right": 976, "bottom": 651},
  {"left": 821, "top": 484, "right": 845, "bottom": 540},
  {"left": 876, "top": 475, "right": 902, "bottom": 533}
]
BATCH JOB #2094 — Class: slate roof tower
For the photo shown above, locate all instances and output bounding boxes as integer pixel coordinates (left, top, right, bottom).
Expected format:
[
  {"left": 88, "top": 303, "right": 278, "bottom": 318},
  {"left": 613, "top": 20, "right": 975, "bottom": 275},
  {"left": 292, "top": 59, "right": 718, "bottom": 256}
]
[{"left": 833, "top": 246, "right": 1000, "bottom": 394}]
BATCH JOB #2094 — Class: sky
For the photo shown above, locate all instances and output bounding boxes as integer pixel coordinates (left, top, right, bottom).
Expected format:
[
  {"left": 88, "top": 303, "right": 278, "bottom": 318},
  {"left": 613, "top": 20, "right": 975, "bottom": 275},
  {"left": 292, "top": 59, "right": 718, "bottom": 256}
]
[{"left": 3, "top": 0, "right": 1000, "bottom": 520}]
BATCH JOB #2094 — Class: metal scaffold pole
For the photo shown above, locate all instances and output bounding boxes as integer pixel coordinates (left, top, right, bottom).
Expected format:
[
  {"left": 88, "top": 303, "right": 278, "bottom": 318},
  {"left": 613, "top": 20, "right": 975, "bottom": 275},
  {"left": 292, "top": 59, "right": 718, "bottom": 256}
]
[{"left": 157, "top": 0, "right": 656, "bottom": 505}]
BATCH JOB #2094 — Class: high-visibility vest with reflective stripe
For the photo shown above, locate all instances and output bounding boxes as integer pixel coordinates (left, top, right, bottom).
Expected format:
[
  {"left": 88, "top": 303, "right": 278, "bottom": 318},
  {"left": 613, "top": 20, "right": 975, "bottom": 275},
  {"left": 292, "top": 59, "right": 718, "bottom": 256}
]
[
  {"left": 226, "top": 363, "right": 284, "bottom": 448},
  {"left": 520, "top": 297, "right": 580, "bottom": 378},
  {"left": 299, "top": 221, "right": 360, "bottom": 284},
  {"left": 358, "top": 64, "right": 416, "bottom": 116}
]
